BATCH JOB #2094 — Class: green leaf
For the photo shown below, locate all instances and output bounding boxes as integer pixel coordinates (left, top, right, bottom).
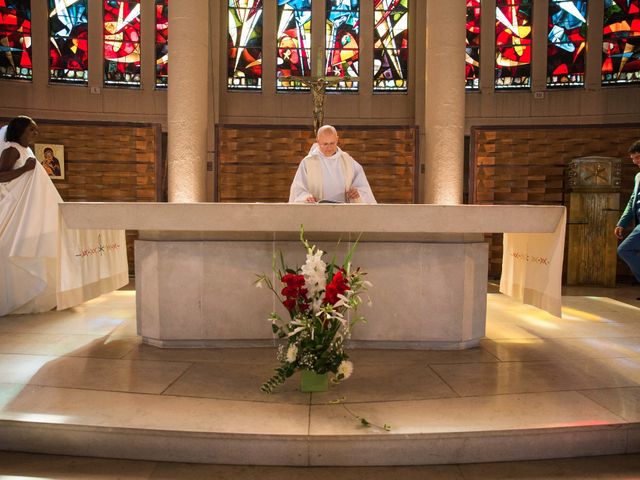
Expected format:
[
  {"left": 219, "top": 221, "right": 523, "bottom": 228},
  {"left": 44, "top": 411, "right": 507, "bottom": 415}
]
[{"left": 343, "top": 232, "right": 362, "bottom": 270}]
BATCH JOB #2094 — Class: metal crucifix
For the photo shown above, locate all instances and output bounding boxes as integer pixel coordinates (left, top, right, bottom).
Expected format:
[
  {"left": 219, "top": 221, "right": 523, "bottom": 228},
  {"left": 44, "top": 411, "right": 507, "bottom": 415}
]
[{"left": 280, "top": 76, "right": 359, "bottom": 136}]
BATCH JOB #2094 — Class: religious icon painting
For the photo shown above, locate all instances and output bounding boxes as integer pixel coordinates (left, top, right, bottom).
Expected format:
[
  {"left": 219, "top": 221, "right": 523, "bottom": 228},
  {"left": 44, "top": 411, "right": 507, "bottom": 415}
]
[{"left": 34, "top": 143, "right": 65, "bottom": 180}]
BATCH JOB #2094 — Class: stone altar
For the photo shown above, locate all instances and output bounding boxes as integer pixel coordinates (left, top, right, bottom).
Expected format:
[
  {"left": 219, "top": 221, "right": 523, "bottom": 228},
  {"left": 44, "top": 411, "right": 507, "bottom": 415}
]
[{"left": 59, "top": 203, "right": 565, "bottom": 349}]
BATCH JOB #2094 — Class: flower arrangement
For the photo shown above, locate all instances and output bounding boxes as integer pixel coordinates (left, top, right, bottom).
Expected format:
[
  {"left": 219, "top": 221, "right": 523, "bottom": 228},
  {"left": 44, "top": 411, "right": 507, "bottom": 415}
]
[{"left": 256, "top": 227, "right": 370, "bottom": 393}]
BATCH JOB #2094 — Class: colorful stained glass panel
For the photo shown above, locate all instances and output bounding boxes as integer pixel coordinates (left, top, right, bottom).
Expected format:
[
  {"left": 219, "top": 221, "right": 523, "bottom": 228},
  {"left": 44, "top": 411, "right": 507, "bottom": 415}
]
[
  {"left": 326, "top": 0, "right": 359, "bottom": 92},
  {"left": 466, "top": 0, "right": 480, "bottom": 90},
  {"left": 602, "top": 0, "right": 640, "bottom": 85},
  {"left": 495, "top": 0, "right": 532, "bottom": 89},
  {"left": 104, "top": 0, "right": 141, "bottom": 87},
  {"left": 547, "top": 0, "right": 587, "bottom": 87},
  {"left": 228, "top": 0, "right": 262, "bottom": 90},
  {"left": 155, "top": 0, "right": 167, "bottom": 88},
  {"left": 49, "top": 0, "right": 88, "bottom": 84},
  {"left": 373, "top": 0, "right": 408, "bottom": 92},
  {"left": 0, "top": 0, "right": 32, "bottom": 80},
  {"left": 277, "top": 0, "right": 312, "bottom": 90}
]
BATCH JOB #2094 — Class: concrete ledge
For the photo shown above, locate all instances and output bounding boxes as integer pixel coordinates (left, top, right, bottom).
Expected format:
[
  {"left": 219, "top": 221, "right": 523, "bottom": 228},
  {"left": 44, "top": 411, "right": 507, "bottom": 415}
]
[
  {"left": 59, "top": 203, "right": 565, "bottom": 238},
  {"left": 1, "top": 420, "right": 638, "bottom": 466}
]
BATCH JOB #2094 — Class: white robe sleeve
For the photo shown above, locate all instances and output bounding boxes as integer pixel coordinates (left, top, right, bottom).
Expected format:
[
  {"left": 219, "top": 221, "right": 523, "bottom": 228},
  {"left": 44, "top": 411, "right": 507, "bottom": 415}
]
[
  {"left": 350, "top": 159, "right": 377, "bottom": 204},
  {"left": 288, "top": 158, "right": 314, "bottom": 203}
]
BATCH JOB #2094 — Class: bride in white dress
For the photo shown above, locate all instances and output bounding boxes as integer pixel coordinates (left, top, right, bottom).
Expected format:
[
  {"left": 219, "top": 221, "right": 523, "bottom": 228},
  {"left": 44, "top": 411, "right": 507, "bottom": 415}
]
[{"left": 0, "top": 116, "right": 63, "bottom": 316}]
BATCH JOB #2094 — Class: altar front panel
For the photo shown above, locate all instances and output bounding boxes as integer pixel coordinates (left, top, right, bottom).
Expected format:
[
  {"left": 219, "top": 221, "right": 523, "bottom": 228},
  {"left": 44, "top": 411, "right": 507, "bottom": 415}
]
[{"left": 135, "top": 238, "right": 488, "bottom": 349}]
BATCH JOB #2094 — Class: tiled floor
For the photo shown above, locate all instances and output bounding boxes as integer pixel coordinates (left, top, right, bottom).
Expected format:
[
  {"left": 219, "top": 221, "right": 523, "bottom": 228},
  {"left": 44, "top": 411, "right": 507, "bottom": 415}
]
[
  {"left": 1, "top": 451, "right": 640, "bottom": 479},
  {"left": 0, "top": 283, "right": 640, "bottom": 475}
]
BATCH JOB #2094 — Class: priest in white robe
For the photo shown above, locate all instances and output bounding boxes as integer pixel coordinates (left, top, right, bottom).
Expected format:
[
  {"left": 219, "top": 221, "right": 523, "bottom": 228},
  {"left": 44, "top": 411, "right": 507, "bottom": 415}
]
[{"left": 289, "top": 125, "right": 377, "bottom": 204}]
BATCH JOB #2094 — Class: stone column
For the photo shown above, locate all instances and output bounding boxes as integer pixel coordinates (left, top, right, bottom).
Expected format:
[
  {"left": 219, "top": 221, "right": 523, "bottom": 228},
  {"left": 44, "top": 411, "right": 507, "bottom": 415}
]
[
  {"left": 167, "top": 0, "right": 209, "bottom": 202},
  {"left": 585, "top": 0, "right": 604, "bottom": 89},
  {"left": 423, "top": 0, "right": 466, "bottom": 204}
]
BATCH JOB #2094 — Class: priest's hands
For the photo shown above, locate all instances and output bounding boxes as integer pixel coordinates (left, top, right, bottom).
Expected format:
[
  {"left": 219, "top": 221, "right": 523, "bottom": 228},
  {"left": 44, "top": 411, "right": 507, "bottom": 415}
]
[
  {"left": 614, "top": 226, "right": 625, "bottom": 239},
  {"left": 305, "top": 195, "right": 317, "bottom": 203},
  {"left": 346, "top": 187, "right": 360, "bottom": 202}
]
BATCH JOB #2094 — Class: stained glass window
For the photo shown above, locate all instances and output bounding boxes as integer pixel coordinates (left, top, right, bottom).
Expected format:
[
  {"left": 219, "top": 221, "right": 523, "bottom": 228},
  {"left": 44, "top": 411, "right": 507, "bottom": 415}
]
[
  {"left": 325, "top": 0, "right": 359, "bottom": 92},
  {"left": 104, "top": 0, "right": 141, "bottom": 87},
  {"left": 228, "top": 0, "right": 262, "bottom": 90},
  {"left": 155, "top": 0, "right": 167, "bottom": 88},
  {"left": 547, "top": 0, "right": 587, "bottom": 87},
  {"left": 602, "top": 0, "right": 640, "bottom": 85},
  {"left": 277, "top": 0, "right": 312, "bottom": 90},
  {"left": 495, "top": 0, "right": 532, "bottom": 89},
  {"left": 0, "top": 0, "right": 31, "bottom": 80},
  {"left": 466, "top": 0, "right": 480, "bottom": 90},
  {"left": 373, "top": 0, "right": 408, "bottom": 92},
  {"left": 49, "top": 0, "right": 88, "bottom": 84}
]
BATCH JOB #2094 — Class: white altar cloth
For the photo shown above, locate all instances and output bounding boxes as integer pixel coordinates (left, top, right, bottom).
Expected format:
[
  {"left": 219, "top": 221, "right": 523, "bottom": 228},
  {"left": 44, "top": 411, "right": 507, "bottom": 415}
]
[
  {"left": 0, "top": 166, "right": 128, "bottom": 316},
  {"left": 501, "top": 209, "right": 567, "bottom": 317}
]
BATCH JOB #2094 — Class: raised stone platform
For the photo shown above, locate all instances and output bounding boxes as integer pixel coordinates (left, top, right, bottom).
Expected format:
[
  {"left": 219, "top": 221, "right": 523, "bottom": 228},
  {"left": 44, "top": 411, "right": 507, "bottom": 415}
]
[{"left": 1, "top": 288, "right": 640, "bottom": 465}]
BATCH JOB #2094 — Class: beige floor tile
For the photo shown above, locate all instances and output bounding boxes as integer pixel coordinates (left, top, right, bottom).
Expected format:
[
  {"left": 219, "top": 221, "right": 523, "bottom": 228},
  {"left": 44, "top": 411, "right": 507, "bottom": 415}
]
[
  {"left": 163, "top": 362, "right": 310, "bottom": 404},
  {"left": 555, "top": 337, "right": 640, "bottom": 360},
  {"left": 480, "top": 338, "right": 581, "bottom": 362},
  {"left": 0, "top": 308, "right": 134, "bottom": 335},
  {"left": 0, "top": 354, "right": 191, "bottom": 394},
  {"left": 459, "top": 453, "right": 640, "bottom": 479},
  {"left": 309, "top": 391, "right": 625, "bottom": 435},
  {"left": 487, "top": 314, "right": 640, "bottom": 341},
  {"left": 311, "top": 363, "right": 458, "bottom": 404},
  {"left": 558, "top": 356, "right": 640, "bottom": 385},
  {"left": 347, "top": 347, "right": 498, "bottom": 365},
  {"left": 0, "top": 353, "right": 55, "bottom": 385},
  {"left": 0, "top": 332, "right": 140, "bottom": 358},
  {"left": 484, "top": 321, "right": 541, "bottom": 340},
  {"left": 0, "top": 451, "right": 156, "bottom": 479},
  {"left": 124, "top": 344, "right": 278, "bottom": 365},
  {"left": 0, "top": 383, "right": 309, "bottom": 435},
  {"left": 487, "top": 294, "right": 640, "bottom": 334},
  {"left": 481, "top": 336, "right": 640, "bottom": 362},
  {"left": 431, "top": 359, "right": 638, "bottom": 397},
  {"left": 563, "top": 295, "right": 640, "bottom": 317},
  {"left": 580, "top": 387, "right": 640, "bottom": 422}
]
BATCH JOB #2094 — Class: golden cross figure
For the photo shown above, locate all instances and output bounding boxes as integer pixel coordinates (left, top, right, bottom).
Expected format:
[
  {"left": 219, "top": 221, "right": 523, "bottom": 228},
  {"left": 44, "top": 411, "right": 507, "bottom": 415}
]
[{"left": 280, "top": 75, "right": 359, "bottom": 136}]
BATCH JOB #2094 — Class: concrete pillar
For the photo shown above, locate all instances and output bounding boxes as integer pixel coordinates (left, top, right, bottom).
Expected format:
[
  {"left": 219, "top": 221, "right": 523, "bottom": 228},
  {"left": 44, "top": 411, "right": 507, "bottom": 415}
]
[
  {"left": 167, "top": 0, "right": 209, "bottom": 202},
  {"left": 585, "top": 0, "right": 604, "bottom": 89},
  {"left": 423, "top": 0, "right": 466, "bottom": 204}
]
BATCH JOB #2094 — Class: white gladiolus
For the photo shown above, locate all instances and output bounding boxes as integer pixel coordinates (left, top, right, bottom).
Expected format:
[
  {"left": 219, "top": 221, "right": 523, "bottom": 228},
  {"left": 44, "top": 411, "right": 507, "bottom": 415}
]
[{"left": 301, "top": 248, "right": 326, "bottom": 296}]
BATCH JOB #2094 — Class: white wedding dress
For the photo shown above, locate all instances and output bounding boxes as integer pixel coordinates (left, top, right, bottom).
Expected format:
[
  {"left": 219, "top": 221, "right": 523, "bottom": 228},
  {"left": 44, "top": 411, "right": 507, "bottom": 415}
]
[{"left": 0, "top": 126, "right": 63, "bottom": 315}]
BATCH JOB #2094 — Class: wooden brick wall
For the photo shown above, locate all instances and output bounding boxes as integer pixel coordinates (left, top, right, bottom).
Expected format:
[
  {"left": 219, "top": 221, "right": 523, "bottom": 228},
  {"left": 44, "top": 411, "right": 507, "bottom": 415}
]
[
  {"left": 216, "top": 125, "right": 417, "bottom": 203},
  {"left": 471, "top": 124, "right": 640, "bottom": 279},
  {"left": 2, "top": 118, "right": 162, "bottom": 276}
]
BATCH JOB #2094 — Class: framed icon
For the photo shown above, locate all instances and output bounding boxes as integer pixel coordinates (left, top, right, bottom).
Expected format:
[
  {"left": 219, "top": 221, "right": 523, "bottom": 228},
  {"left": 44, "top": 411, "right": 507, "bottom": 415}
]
[{"left": 34, "top": 143, "right": 65, "bottom": 179}]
